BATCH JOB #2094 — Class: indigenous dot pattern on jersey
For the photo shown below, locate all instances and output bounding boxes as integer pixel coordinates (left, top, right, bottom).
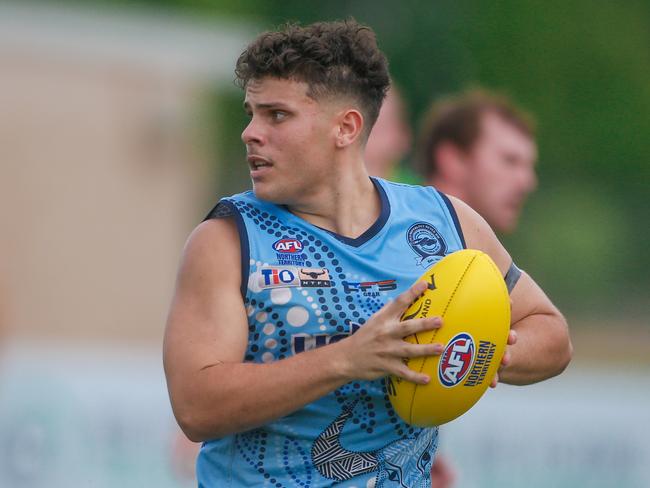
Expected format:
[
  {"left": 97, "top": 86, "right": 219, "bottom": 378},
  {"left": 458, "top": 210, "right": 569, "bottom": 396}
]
[{"left": 196, "top": 178, "right": 466, "bottom": 487}]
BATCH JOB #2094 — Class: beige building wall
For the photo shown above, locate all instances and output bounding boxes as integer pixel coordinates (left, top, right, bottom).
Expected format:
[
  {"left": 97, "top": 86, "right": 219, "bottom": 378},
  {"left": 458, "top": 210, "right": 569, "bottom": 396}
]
[{"left": 0, "top": 4, "right": 249, "bottom": 344}]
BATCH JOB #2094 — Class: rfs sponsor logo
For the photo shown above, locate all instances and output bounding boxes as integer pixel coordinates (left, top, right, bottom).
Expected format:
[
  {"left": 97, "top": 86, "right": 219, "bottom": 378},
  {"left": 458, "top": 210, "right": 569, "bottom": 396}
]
[
  {"left": 273, "top": 238, "right": 303, "bottom": 254},
  {"left": 343, "top": 279, "right": 397, "bottom": 294},
  {"left": 439, "top": 333, "right": 475, "bottom": 387},
  {"left": 259, "top": 267, "right": 300, "bottom": 288}
]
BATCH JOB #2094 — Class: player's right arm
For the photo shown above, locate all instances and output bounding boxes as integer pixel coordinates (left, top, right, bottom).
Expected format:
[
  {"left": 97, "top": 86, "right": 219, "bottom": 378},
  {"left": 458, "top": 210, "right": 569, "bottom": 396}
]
[{"left": 163, "top": 217, "right": 442, "bottom": 442}]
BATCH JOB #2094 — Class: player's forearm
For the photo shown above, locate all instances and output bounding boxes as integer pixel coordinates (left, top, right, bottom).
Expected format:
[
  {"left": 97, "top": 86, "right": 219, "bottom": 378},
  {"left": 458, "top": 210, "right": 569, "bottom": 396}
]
[
  {"left": 499, "top": 311, "right": 572, "bottom": 385},
  {"left": 169, "top": 340, "right": 353, "bottom": 442}
]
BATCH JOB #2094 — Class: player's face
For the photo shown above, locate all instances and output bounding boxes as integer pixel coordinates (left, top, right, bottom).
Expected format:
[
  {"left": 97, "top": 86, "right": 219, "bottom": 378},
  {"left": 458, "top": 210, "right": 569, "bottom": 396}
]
[
  {"left": 242, "top": 77, "right": 338, "bottom": 205},
  {"left": 463, "top": 113, "right": 538, "bottom": 233}
]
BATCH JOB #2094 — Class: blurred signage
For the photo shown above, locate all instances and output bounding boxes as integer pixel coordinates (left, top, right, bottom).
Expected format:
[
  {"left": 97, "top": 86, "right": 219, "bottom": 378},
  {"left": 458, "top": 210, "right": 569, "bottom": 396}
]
[
  {"left": 0, "top": 342, "right": 193, "bottom": 488},
  {"left": 0, "top": 343, "right": 648, "bottom": 488}
]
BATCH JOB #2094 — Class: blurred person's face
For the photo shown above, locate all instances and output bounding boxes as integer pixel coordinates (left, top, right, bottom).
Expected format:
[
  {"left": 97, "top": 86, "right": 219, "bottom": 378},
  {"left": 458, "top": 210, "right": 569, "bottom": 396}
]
[
  {"left": 242, "top": 77, "right": 341, "bottom": 205},
  {"left": 462, "top": 112, "right": 538, "bottom": 233},
  {"left": 364, "top": 89, "right": 412, "bottom": 178}
]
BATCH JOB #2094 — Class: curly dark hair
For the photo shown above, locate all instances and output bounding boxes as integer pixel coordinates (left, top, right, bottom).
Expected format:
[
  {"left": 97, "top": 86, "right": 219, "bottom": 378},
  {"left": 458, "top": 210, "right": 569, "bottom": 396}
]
[{"left": 235, "top": 19, "right": 390, "bottom": 134}]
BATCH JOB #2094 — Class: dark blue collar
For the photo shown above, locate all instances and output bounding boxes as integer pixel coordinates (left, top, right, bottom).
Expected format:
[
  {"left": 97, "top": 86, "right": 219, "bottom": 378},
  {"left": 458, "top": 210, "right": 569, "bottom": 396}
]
[{"left": 313, "top": 177, "right": 391, "bottom": 247}]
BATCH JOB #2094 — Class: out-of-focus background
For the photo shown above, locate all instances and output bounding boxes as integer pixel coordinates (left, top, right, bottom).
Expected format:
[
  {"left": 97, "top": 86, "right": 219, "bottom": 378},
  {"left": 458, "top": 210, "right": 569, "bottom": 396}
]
[{"left": 0, "top": 1, "right": 647, "bottom": 487}]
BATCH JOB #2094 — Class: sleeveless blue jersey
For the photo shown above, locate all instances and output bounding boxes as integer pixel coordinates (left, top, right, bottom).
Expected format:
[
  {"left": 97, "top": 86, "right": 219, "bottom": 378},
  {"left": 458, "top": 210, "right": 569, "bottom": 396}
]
[{"left": 197, "top": 178, "right": 466, "bottom": 487}]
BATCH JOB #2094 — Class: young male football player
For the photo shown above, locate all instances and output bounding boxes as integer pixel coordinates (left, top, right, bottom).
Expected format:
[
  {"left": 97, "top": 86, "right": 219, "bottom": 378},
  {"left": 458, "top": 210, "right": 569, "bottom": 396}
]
[{"left": 164, "top": 20, "right": 572, "bottom": 487}]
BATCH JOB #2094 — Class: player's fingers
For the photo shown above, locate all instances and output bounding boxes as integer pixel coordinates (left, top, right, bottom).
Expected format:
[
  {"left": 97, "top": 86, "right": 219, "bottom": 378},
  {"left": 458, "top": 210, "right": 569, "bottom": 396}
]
[
  {"left": 507, "top": 329, "right": 517, "bottom": 346},
  {"left": 397, "top": 316, "right": 442, "bottom": 338},
  {"left": 400, "top": 342, "right": 445, "bottom": 358},
  {"left": 489, "top": 372, "right": 499, "bottom": 388},
  {"left": 384, "top": 280, "right": 427, "bottom": 318},
  {"left": 500, "top": 349, "right": 511, "bottom": 367},
  {"left": 393, "top": 362, "right": 430, "bottom": 385}
]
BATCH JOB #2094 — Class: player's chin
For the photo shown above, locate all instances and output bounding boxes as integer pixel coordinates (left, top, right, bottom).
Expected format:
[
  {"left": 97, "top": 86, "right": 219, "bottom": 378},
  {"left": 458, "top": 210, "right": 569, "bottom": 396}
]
[
  {"left": 495, "top": 209, "right": 520, "bottom": 234},
  {"left": 252, "top": 181, "right": 287, "bottom": 205},
  {"left": 500, "top": 220, "right": 518, "bottom": 234}
]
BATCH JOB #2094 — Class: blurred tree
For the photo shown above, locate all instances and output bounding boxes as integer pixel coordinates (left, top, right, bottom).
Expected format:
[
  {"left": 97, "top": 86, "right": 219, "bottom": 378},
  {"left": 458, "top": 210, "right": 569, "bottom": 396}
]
[{"left": 89, "top": 0, "right": 649, "bottom": 318}]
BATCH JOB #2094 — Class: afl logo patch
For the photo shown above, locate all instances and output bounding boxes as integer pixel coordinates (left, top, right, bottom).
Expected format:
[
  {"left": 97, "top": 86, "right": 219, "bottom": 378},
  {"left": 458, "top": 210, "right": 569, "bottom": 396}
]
[
  {"left": 439, "top": 333, "right": 475, "bottom": 387},
  {"left": 407, "top": 222, "right": 447, "bottom": 267},
  {"left": 273, "top": 238, "right": 303, "bottom": 253}
]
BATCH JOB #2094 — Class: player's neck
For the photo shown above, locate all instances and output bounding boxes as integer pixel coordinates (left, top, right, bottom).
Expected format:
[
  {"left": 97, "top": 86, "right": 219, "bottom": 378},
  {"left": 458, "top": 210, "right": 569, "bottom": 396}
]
[{"left": 289, "top": 165, "right": 381, "bottom": 239}]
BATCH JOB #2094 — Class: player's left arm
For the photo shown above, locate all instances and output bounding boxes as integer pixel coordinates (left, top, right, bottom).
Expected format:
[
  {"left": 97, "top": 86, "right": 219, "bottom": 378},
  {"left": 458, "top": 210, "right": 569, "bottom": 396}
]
[{"left": 449, "top": 195, "right": 573, "bottom": 385}]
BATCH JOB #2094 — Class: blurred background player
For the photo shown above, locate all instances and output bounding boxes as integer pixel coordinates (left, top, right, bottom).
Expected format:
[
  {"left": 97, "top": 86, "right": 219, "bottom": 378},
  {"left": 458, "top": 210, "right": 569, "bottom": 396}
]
[
  {"left": 363, "top": 87, "right": 539, "bottom": 487},
  {"left": 420, "top": 88, "right": 538, "bottom": 487},
  {"left": 417, "top": 88, "right": 537, "bottom": 234},
  {"left": 364, "top": 85, "right": 414, "bottom": 182}
]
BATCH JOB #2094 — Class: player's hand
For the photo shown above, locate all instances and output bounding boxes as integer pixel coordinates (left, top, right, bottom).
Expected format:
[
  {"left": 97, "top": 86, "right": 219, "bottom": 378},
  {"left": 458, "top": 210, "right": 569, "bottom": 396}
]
[
  {"left": 489, "top": 329, "right": 517, "bottom": 388},
  {"left": 335, "top": 280, "right": 444, "bottom": 385}
]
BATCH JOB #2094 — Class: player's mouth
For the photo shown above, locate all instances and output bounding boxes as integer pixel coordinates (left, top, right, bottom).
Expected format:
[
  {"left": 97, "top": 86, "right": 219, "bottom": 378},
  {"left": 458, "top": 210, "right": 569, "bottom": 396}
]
[
  {"left": 506, "top": 200, "right": 520, "bottom": 211},
  {"left": 507, "top": 196, "right": 525, "bottom": 212},
  {"left": 247, "top": 155, "right": 273, "bottom": 177}
]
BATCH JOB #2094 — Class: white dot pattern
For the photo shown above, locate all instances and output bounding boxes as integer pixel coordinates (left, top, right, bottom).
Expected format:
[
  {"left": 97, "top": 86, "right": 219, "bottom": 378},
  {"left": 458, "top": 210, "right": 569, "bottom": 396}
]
[
  {"left": 270, "top": 287, "right": 291, "bottom": 305},
  {"left": 286, "top": 306, "right": 309, "bottom": 327}
]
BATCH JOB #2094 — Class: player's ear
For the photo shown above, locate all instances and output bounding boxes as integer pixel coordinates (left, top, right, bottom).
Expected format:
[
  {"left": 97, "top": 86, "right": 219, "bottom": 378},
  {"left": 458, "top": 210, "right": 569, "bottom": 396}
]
[
  {"left": 434, "top": 142, "right": 468, "bottom": 184},
  {"left": 335, "top": 109, "right": 364, "bottom": 148}
]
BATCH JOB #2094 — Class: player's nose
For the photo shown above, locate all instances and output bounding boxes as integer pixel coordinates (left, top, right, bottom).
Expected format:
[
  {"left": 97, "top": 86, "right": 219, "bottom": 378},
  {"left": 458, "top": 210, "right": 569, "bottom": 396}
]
[
  {"left": 518, "top": 165, "right": 537, "bottom": 194},
  {"left": 241, "top": 118, "right": 264, "bottom": 145},
  {"left": 524, "top": 168, "right": 538, "bottom": 193}
]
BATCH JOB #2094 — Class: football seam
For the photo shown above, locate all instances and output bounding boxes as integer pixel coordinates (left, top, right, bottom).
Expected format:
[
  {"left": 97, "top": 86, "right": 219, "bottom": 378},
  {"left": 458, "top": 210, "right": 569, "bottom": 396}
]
[{"left": 408, "top": 252, "right": 479, "bottom": 424}]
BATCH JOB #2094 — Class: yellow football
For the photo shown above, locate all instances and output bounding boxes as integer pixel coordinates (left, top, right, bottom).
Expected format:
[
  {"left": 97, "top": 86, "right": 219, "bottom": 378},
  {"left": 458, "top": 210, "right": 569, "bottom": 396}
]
[{"left": 387, "top": 249, "right": 511, "bottom": 426}]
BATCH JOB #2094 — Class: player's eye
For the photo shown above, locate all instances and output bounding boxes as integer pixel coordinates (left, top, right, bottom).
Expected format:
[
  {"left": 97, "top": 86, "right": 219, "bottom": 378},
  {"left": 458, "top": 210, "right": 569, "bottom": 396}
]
[
  {"left": 503, "top": 153, "right": 519, "bottom": 167},
  {"left": 271, "top": 110, "right": 288, "bottom": 122}
]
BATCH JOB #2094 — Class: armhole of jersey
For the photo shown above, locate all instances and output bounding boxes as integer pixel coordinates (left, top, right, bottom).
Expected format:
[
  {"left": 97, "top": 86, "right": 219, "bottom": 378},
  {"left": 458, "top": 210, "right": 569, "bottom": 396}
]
[
  {"left": 436, "top": 190, "right": 467, "bottom": 249},
  {"left": 203, "top": 200, "right": 250, "bottom": 299},
  {"left": 504, "top": 261, "right": 522, "bottom": 294}
]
